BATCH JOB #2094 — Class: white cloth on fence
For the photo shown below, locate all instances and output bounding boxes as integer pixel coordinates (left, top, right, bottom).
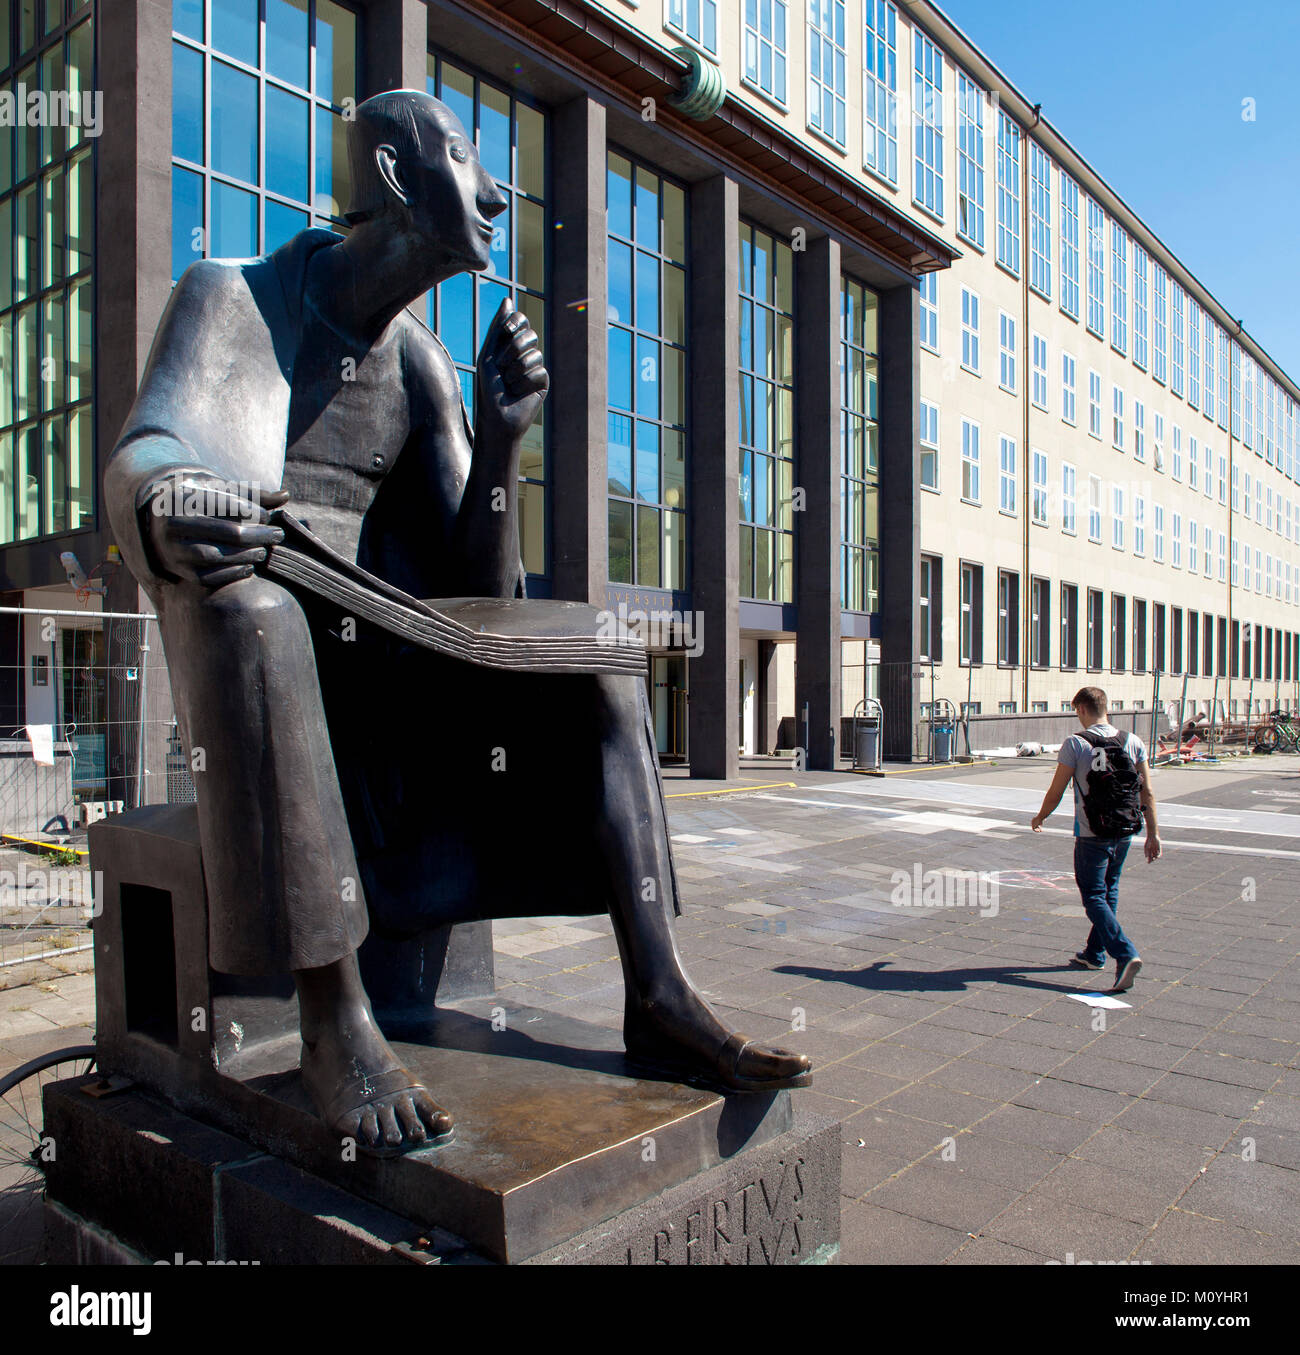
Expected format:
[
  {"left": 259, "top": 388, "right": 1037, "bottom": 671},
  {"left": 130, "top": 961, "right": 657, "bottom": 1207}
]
[{"left": 25, "top": 723, "right": 54, "bottom": 766}]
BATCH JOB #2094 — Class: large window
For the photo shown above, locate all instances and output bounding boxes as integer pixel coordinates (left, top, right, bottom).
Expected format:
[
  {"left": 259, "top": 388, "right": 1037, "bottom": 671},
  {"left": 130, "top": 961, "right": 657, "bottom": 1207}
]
[
  {"left": 1110, "top": 221, "right": 1127, "bottom": 354},
  {"left": 1060, "top": 583, "right": 1079, "bottom": 669},
  {"left": 667, "top": 0, "right": 718, "bottom": 55},
  {"left": 1111, "top": 594, "right": 1127, "bottom": 671},
  {"left": 960, "top": 561, "right": 983, "bottom": 665},
  {"left": 1031, "top": 333, "right": 1048, "bottom": 410},
  {"left": 960, "top": 287, "right": 980, "bottom": 373},
  {"left": 840, "top": 277, "right": 879, "bottom": 611},
  {"left": 918, "top": 270, "right": 938, "bottom": 352},
  {"left": 998, "top": 311, "right": 1016, "bottom": 392},
  {"left": 1059, "top": 170, "right": 1080, "bottom": 319},
  {"left": 606, "top": 152, "right": 687, "bottom": 589},
  {"left": 862, "top": 0, "right": 897, "bottom": 181},
  {"left": 744, "top": 0, "right": 788, "bottom": 105},
  {"left": 912, "top": 28, "right": 943, "bottom": 218},
  {"left": 1187, "top": 296, "right": 1200, "bottom": 409},
  {"left": 998, "top": 435, "right": 1017, "bottom": 515},
  {"left": 172, "top": 0, "right": 357, "bottom": 280},
  {"left": 428, "top": 55, "right": 549, "bottom": 577},
  {"left": 961, "top": 418, "right": 979, "bottom": 502},
  {"left": 1171, "top": 282, "right": 1185, "bottom": 397},
  {"left": 997, "top": 569, "right": 1019, "bottom": 666},
  {"left": 955, "top": 71, "right": 983, "bottom": 248},
  {"left": 1087, "top": 587, "right": 1104, "bottom": 669},
  {"left": 1085, "top": 196, "right": 1105, "bottom": 338},
  {"left": 1061, "top": 462, "right": 1076, "bottom": 533},
  {"left": 808, "top": 0, "right": 846, "bottom": 147},
  {"left": 1031, "top": 576, "right": 1050, "bottom": 667},
  {"left": 1029, "top": 141, "right": 1051, "bottom": 298},
  {"left": 1031, "top": 449, "right": 1048, "bottom": 524},
  {"left": 995, "top": 113, "right": 1020, "bottom": 274},
  {"left": 1132, "top": 245, "right": 1148, "bottom": 369},
  {"left": 1, "top": 0, "right": 94, "bottom": 542},
  {"left": 739, "top": 223, "right": 794, "bottom": 602},
  {"left": 1152, "top": 263, "right": 1168, "bottom": 384},
  {"left": 920, "top": 554, "right": 942, "bottom": 661},
  {"left": 920, "top": 398, "right": 939, "bottom": 490}
]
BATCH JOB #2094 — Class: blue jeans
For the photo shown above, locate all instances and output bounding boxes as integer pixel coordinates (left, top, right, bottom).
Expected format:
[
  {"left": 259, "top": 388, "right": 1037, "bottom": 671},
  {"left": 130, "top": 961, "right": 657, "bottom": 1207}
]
[{"left": 1074, "top": 835, "right": 1139, "bottom": 966}]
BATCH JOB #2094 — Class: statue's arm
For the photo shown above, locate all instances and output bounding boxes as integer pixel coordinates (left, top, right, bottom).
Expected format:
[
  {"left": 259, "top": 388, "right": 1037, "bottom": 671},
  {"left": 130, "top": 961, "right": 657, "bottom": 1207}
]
[{"left": 105, "top": 263, "right": 285, "bottom": 589}]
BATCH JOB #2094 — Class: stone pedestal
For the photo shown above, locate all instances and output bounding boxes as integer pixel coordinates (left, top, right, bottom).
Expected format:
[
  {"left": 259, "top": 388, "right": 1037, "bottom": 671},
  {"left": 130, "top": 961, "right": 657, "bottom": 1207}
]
[{"left": 56, "top": 807, "right": 839, "bottom": 1264}]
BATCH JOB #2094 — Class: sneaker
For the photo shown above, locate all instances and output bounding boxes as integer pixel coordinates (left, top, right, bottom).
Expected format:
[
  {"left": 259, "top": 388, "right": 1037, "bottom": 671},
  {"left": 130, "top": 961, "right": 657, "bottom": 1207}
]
[
  {"left": 1068, "top": 953, "right": 1104, "bottom": 970},
  {"left": 1110, "top": 957, "right": 1143, "bottom": 993}
]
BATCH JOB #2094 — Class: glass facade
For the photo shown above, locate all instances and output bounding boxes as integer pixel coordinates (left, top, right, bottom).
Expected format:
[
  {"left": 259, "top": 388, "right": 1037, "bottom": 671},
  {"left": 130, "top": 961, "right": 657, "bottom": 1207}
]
[
  {"left": 0, "top": 0, "right": 94, "bottom": 543},
  {"left": 427, "top": 54, "right": 548, "bottom": 578},
  {"left": 738, "top": 222, "right": 793, "bottom": 603},
  {"left": 171, "top": 0, "right": 357, "bottom": 281},
  {"left": 839, "top": 277, "right": 878, "bottom": 613},
  {"left": 606, "top": 151, "right": 687, "bottom": 591}
]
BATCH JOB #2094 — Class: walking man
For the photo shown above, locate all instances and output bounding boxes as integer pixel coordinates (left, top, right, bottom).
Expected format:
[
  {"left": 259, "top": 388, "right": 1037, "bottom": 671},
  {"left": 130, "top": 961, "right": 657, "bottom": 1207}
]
[{"left": 1031, "top": 687, "right": 1161, "bottom": 993}]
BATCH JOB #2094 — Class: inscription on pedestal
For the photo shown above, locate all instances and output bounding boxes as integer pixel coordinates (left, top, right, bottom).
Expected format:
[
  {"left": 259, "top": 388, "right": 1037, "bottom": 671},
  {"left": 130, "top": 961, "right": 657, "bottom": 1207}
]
[{"left": 631, "top": 1154, "right": 810, "bottom": 1265}]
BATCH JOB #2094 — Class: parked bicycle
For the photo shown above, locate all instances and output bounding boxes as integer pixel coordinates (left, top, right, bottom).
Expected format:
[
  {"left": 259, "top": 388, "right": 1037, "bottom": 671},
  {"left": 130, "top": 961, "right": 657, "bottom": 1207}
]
[
  {"left": 0, "top": 1044, "right": 96, "bottom": 1262},
  {"left": 1253, "top": 711, "right": 1300, "bottom": 753}
]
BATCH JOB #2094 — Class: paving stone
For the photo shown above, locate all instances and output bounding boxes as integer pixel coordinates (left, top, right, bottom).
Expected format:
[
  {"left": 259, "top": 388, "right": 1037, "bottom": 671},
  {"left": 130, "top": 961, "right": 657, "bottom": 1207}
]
[
  {"left": 977, "top": 1104, "right": 1100, "bottom": 1155},
  {"left": 872, "top": 1082, "right": 1001, "bottom": 1129},
  {"left": 1133, "top": 1208, "right": 1300, "bottom": 1264},
  {"left": 839, "top": 1041, "right": 951, "bottom": 1081},
  {"left": 1143, "top": 1071, "right": 1267, "bottom": 1119},
  {"left": 1032, "top": 1157, "right": 1181, "bottom": 1227},
  {"left": 839, "top": 1143, "right": 910, "bottom": 1200},
  {"left": 984, "top": 1194, "right": 1150, "bottom": 1262},
  {"left": 1112, "top": 1098, "right": 1242, "bottom": 1151},
  {"left": 846, "top": 1108, "right": 955, "bottom": 1162},
  {"left": 944, "top": 1235, "right": 1051, "bottom": 1264},
  {"left": 840, "top": 1201, "right": 968, "bottom": 1265},
  {"left": 1010, "top": 1076, "right": 1133, "bottom": 1123},
  {"left": 863, "top": 1162, "right": 1020, "bottom": 1235}
]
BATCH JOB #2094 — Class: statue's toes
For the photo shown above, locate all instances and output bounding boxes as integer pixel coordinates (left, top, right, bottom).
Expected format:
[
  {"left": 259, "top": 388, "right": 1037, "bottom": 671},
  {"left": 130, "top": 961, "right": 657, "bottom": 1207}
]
[
  {"left": 410, "top": 1087, "right": 454, "bottom": 1139},
  {"left": 358, "top": 1105, "right": 381, "bottom": 1148},
  {"left": 394, "top": 1095, "right": 429, "bottom": 1145},
  {"left": 735, "top": 1043, "right": 812, "bottom": 1084},
  {"left": 376, "top": 1100, "right": 404, "bottom": 1147}
]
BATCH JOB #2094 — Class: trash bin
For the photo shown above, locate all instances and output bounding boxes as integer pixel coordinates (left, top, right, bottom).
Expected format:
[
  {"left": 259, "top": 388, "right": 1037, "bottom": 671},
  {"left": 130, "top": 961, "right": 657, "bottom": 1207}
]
[
  {"left": 933, "top": 724, "right": 955, "bottom": 762},
  {"left": 855, "top": 720, "right": 879, "bottom": 769}
]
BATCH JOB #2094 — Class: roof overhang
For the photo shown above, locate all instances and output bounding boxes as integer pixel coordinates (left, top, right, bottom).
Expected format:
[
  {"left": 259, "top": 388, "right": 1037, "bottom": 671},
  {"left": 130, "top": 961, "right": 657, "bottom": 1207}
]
[{"left": 446, "top": 0, "right": 958, "bottom": 279}]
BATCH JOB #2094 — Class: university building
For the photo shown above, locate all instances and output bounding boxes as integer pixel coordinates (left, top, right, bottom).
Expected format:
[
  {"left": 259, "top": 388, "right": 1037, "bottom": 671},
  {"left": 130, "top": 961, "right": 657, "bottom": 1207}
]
[{"left": 0, "top": 0, "right": 1295, "bottom": 795}]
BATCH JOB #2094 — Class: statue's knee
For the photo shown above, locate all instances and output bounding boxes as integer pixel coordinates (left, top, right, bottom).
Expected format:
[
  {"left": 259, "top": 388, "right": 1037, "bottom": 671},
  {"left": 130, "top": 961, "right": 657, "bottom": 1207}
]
[{"left": 192, "top": 575, "right": 309, "bottom": 645}]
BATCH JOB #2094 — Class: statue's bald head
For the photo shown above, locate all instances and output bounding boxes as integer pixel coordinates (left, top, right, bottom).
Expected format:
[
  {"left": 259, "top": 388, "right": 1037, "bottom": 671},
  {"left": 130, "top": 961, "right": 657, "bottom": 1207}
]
[{"left": 344, "top": 89, "right": 458, "bottom": 225}]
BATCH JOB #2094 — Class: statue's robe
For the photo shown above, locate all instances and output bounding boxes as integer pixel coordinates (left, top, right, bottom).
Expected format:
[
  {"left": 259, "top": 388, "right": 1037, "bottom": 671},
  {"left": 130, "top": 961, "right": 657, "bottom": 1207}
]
[{"left": 106, "top": 230, "right": 679, "bottom": 976}]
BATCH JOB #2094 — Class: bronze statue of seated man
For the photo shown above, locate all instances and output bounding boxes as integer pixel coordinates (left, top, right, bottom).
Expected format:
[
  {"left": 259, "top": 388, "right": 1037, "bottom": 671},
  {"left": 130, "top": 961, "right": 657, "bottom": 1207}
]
[{"left": 105, "top": 89, "right": 810, "bottom": 1156}]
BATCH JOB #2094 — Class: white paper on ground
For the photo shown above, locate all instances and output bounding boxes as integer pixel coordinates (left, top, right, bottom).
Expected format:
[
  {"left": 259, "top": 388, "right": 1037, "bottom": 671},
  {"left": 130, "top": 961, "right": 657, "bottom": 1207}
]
[
  {"left": 25, "top": 723, "right": 54, "bottom": 766},
  {"left": 1066, "top": 992, "right": 1131, "bottom": 1010}
]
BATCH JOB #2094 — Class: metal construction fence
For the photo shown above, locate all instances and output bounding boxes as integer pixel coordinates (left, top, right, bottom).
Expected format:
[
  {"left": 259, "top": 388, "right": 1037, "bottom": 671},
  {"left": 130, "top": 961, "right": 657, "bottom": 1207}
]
[
  {"left": 0, "top": 605, "right": 190, "bottom": 984},
  {"left": 845, "top": 660, "right": 1300, "bottom": 764}
]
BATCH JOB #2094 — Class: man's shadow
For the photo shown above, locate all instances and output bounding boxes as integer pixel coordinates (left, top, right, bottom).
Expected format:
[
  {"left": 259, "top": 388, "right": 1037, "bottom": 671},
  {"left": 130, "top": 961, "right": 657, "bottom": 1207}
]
[{"left": 776, "top": 960, "right": 1100, "bottom": 995}]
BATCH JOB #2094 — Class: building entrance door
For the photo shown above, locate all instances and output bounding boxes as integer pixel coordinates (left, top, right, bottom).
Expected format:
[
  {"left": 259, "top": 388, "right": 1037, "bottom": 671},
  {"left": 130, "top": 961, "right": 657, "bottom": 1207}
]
[
  {"left": 651, "top": 655, "right": 688, "bottom": 763},
  {"left": 739, "top": 638, "right": 758, "bottom": 755}
]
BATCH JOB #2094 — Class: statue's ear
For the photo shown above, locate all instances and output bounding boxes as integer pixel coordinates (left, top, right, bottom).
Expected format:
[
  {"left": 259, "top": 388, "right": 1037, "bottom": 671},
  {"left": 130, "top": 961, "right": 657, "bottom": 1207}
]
[{"left": 374, "top": 144, "right": 409, "bottom": 207}]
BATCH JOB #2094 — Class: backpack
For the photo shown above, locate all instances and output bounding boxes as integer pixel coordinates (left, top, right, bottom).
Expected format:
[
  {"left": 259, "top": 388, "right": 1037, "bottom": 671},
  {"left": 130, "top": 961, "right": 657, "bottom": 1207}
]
[{"left": 1078, "top": 729, "right": 1142, "bottom": 838}]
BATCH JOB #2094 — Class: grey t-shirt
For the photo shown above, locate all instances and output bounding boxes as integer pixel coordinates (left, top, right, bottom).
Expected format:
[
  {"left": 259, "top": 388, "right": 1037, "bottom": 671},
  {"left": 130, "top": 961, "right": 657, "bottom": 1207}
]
[{"left": 1058, "top": 722, "right": 1147, "bottom": 838}]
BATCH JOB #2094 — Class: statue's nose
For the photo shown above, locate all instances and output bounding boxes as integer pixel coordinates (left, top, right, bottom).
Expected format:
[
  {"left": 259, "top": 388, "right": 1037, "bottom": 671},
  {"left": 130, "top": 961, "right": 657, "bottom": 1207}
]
[{"left": 479, "top": 175, "right": 508, "bottom": 219}]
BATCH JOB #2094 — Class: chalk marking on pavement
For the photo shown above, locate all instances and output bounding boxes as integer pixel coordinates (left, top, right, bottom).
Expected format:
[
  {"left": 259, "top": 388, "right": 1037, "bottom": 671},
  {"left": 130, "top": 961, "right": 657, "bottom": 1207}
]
[
  {"left": 760, "top": 794, "right": 1300, "bottom": 860},
  {"left": 786, "top": 776, "right": 1300, "bottom": 839}
]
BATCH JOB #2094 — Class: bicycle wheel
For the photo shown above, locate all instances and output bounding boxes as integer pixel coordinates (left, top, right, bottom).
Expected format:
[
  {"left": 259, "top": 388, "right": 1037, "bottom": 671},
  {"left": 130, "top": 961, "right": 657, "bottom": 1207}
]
[
  {"left": 0, "top": 1044, "right": 96, "bottom": 1262},
  {"left": 1254, "top": 725, "right": 1278, "bottom": 753}
]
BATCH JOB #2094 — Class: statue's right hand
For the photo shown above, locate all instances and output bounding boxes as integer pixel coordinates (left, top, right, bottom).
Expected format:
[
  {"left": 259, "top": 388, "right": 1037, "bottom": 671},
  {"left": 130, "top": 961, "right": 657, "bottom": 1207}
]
[{"left": 142, "top": 473, "right": 290, "bottom": 588}]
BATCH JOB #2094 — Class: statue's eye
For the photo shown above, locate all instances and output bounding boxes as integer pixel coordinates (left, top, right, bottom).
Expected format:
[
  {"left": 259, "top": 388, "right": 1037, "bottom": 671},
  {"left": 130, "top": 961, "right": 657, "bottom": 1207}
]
[{"left": 449, "top": 140, "right": 469, "bottom": 163}]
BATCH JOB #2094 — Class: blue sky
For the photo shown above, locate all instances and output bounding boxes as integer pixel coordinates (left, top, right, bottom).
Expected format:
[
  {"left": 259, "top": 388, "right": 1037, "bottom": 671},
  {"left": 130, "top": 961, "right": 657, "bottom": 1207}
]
[{"left": 935, "top": 0, "right": 1300, "bottom": 385}]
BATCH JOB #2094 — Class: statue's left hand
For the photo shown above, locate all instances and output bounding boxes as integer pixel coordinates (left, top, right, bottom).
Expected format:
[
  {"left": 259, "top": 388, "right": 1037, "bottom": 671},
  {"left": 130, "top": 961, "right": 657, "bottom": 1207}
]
[{"left": 475, "top": 298, "right": 548, "bottom": 444}]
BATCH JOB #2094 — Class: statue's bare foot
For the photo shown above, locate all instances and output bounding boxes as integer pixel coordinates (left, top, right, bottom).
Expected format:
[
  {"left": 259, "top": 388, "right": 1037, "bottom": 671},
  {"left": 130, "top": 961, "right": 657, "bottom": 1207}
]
[
  {"left": 296, "top": 960, "right": 452, "bottom": 1156},
  {"left": 623, "top": 987, "right": 812, "bottom": 1093}
]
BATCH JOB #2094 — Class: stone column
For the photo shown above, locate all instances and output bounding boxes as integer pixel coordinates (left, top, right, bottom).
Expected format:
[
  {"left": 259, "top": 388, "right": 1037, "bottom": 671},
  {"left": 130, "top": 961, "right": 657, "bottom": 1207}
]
[
  {"left": 878, "top": 281, "right": 921, "bottom": 760},
  {"left": 550, "top": 96, "right": 608, "bottom": 604},
  {"left": 98, "top": 0, "right": 175, "bottom": 805},
  {"left": 686, "top": 176, "right": 740, "bottom": 780},
  {"left": 360, "top": 0, "right": 427, "bottom": 95},
  {"left": 794, "top": 237, "right": 841, "bottom": 770}
]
